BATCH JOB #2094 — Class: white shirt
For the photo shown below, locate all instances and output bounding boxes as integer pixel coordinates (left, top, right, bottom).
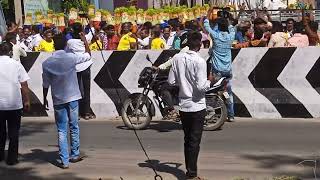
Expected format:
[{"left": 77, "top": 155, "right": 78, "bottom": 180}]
[
  {"left": 158, "top": 46, "right": 189, "bottom": 70},
  {"left": 263, "top": 0, "right": 287, "bottom": 10},
  {"left": 42, "top": 50, "right": 91, "bottom": 105},
  {"left": 0, "top": 56, "right": 30, "bottom": 110},
  {"left": 20, "top": 36, "right": 33, "bottom": 52},
  {"left": 66, "top": 39, "right": 94, "bottom": 72},
  {"left": 12, "top": 43, "right": 27, "bottom": 62},
  {"left": 30, "top": 34, "right": 43, "bottom": 49},
  {"left": 138, "top": 36, "right": 150, "bottom": 49},
  {"left": 161, "top": 35, "right": 175, "bottom": 49},
  {"left": 168, "top": 50, "right": 211, "bottom": 112}
]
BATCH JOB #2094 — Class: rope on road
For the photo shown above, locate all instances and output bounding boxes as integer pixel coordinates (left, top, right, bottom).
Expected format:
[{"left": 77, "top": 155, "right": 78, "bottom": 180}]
[{"left": 75, "top": 1, "right": 163, "bottom": 179}]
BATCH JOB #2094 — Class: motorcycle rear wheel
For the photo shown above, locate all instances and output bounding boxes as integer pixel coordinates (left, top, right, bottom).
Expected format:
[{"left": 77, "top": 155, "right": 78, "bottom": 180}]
[
  {"left": 204, "top": 95, "right": 227, "bottom": 131},
  {"left": 121, "top": 95, "right": 152, "bottom": 130}
]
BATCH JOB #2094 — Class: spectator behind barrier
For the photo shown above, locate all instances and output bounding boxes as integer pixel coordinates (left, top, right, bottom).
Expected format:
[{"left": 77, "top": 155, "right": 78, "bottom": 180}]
[
  {"left": 151, "top": 28, "right": 165, "bottom": 50},
  {"left": 102, "top": 25, "right": 120, "bottom": 50},
  {"left": 137, "top": 28, "right": 151, "bottom": 49},
  {"left": 288, "top": 21, "right": 309, "bottom": 47},
  {"left": 268, "top": 21, "right": 288, "bottom": 47},
  {"left": 36, "top": 30, "right": 55, "bottom": 52},
  {"left": 285, "top": 18, "right": 295, "bottom": 37},
  {"left": 117, "top": 22, "right": 137, "bottom": 51}
]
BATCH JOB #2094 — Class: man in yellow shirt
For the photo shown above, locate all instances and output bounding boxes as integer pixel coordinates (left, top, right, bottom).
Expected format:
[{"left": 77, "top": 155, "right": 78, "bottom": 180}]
[
  {"left": 36, "top": 30, "right": 55, "bottom": 52},
  {"left": 151, "top": 30, "right": 165, "bottom": 50},
  {"left": 117, "top": 23, "right": 137, "bottom": 51}
]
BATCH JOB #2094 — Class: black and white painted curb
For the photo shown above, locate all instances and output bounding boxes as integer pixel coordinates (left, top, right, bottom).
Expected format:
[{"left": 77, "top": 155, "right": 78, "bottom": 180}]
[{"left": 21, "top": 47, "right": 320, "bottom": 118}]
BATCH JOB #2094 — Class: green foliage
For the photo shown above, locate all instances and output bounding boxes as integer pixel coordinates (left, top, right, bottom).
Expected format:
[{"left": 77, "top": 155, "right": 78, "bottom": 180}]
[
  {"left": 1, "top": 0, "right": 9, "bottom": 9},
  {"left": 61, "top": 0, "right": 88, "bottom": 12}
]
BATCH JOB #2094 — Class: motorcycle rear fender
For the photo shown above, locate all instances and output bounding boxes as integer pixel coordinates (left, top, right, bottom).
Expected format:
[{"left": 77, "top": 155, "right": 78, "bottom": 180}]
[{"left": 128, "top": 93, "right": 156, "bottom": 117}]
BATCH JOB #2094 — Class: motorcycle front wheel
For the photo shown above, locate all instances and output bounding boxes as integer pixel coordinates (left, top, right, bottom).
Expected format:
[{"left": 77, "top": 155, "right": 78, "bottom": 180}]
[
  {"left": 204, "top": 94, "right": 227, "bottom": 131},
  {"left": 121, "top": 95, "right": 152, "bottom": 130}
]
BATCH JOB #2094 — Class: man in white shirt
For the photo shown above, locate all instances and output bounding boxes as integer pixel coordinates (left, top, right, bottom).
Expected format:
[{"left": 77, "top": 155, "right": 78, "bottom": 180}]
[
  {"left": 161, "top": 26, "right": 175, "bottom": 49},
  {"left": 168, "top": 32, "right": 214, "bottom": 180},
  {"left": 30, "top": 25, "right": 43, "bottom": 51},
  {"left": 42, "top": 33, "right": 91, "bottom": 169},
  {"left": 137, "top": 28, "right": 151, "bottom": 49},
  {"left": 0, "top": 42, "right": 30, "bottom": 165},
  {"left": 19, "top": 27, "right": 33, "bottom": 52},
  {"left": 5, "top": 32, "right": 27, "bottom": 62}
]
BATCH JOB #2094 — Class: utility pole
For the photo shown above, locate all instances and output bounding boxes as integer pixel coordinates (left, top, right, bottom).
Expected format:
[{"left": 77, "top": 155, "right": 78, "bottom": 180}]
[{"left": 14, "top": 0, "right": 23, "bottom": 25}]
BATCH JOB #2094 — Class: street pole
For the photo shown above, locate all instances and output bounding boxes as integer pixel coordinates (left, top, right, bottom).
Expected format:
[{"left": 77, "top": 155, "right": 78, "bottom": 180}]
[{"left": 14, "top": 0, "right": 23, "bottom": 25}]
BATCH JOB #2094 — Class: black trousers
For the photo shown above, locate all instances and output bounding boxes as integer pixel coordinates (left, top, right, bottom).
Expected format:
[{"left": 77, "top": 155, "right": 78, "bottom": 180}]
[
  {"left": 0, "top": 110, "right": 22, "bottom": 161},
  {"left": 160, "top": 83, "right": 179, "bottom": 111},
  {"left": 77, "top": 67, "right": 91, "bottom": 116},
  {"left": 180, "top": 109, "right": 205, "bottom": 177}
]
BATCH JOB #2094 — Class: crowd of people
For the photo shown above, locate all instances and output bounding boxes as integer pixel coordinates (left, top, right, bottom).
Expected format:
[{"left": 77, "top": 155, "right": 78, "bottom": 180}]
[{"left": 1, "top": 9, "right": 320, "bottom": 57}]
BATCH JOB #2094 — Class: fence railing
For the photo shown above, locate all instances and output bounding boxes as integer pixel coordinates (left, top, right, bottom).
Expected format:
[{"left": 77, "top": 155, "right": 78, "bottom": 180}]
[{"left": 230, "top": 9, "right": 320, "bottom": 22}]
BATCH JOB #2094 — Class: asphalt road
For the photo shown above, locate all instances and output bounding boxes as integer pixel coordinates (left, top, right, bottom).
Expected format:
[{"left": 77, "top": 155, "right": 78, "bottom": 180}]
[{"left": 1, "top": 118, "right": 320, "bottom": 180}]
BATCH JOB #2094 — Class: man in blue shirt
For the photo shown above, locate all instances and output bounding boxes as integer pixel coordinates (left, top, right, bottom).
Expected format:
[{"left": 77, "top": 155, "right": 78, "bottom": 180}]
[
  {"left": 204, "top": 8, "right": 236, "bottom": 121},
  {"left": 42, "top": 33, "right": 91, "bottom": 169}
]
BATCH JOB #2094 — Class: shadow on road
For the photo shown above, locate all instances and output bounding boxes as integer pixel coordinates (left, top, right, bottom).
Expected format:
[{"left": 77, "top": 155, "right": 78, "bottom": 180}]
[
  {"left": 242, "top": 154, "right": 320, "bottom": 179},
  {"left": 0, "top": 165, "right": 86, "bottom": 180},
  {"left": 0, "top": 149, "right": 85, "bottom": 180},
  {"left": 21, "top": 149, "right": 61, "bottom": 167},
  {"left": 138, "top": 159, "right": 186, "bottom": 180},
  {"left": 20, "top": 121, "right": 53, "bottom": 137},
  {"left": 117, "top": 120, "right": 182, "bottom": 132}
]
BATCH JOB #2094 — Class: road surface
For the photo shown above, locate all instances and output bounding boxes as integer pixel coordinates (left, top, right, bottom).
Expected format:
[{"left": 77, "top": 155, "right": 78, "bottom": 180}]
[{"left": 1, "top": 117, "right": 320, "bottom": 180}]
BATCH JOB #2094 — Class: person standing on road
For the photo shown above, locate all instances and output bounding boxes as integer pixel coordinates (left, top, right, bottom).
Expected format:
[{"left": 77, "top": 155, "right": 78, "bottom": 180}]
[
  {"left": 42, "top": 33, "right": 91, "bottom": 169},
  {"left": 0, "top": 42, "right": 30, "bottom": 165},
  {"left": 168, "top": 31, "right": 214, "bottom": 180}
]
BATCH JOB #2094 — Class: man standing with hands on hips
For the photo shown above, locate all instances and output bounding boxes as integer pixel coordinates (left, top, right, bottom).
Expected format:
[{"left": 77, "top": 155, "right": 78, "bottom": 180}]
[
  {"left": 168, "top": 31, "right": 215, "bottom": 180},
  {"left": 42, "top": 32, "right": 91, "bottom": 169}
]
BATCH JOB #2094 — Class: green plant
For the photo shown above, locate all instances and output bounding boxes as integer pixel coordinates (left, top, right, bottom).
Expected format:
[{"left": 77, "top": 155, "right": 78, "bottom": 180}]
[{"left": 61, "top": 0, "right": 88, "bottom": 12}]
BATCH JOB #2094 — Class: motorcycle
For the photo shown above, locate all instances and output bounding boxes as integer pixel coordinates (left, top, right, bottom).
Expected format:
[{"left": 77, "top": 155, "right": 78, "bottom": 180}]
[{"left": 121, "top": 55, "right": 229, "bottom": 131}]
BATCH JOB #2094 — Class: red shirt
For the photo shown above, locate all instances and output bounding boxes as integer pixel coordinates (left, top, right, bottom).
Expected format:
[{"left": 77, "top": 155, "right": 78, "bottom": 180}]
[{"left": 103, "top": 35, "right": 120, "bottom": 50}]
